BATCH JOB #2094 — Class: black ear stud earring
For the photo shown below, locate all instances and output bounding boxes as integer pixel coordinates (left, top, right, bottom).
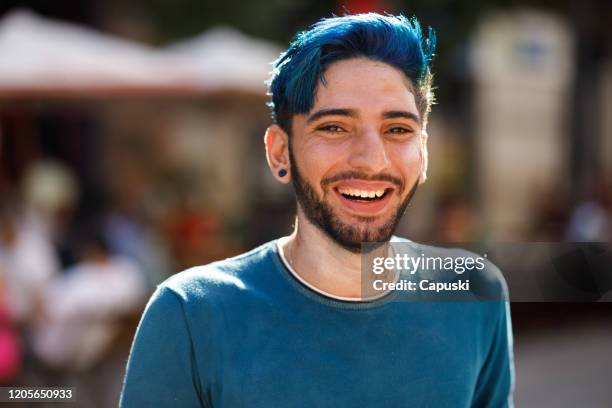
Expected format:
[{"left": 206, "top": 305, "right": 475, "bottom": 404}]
[{"left": 278, "top": 169, "right": 288, "bottom": 178}]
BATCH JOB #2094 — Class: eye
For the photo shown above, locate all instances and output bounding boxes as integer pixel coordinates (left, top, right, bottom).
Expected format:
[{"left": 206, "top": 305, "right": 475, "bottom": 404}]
[
  {"left": 318, "top": 124, "right": 345, "bottom": 133},
  {"left": 387, "top": 127, "right": 413, "bottom": 135}
]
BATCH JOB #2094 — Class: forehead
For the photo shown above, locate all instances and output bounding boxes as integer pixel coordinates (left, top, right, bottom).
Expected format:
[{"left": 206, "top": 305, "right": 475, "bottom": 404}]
[{"left": 311, "top": 58, "right": 419, "bottom": 118}]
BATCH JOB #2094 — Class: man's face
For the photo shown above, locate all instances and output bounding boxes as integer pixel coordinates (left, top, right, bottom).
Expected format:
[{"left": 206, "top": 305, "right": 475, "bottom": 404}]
[{"left": 289, "top": 58, "right": 427, "bottom": 252}]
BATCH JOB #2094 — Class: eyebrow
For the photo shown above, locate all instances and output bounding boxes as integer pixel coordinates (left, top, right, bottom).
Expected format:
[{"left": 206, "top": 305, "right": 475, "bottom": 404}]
[
  {"left": 306, "top": 108, "right": 357, "bottom": 124},
  {"left": 382, "top": 110, "right": 420, "bottom": 123},
  {"left": 306, "top": 108, "right": 421, "bottom": 124}
]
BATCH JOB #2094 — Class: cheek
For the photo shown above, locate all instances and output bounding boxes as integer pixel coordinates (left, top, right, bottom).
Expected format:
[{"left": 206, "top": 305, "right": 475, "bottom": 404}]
[
  {"left": 389, "top": 141, "right": 423, "bottom": 175},
  {"left": 295, "top": 139, "right": 347, "bottom": 184}
]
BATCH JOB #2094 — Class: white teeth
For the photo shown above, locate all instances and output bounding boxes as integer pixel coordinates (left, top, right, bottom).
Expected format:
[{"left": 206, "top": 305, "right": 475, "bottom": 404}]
[{"left": 338, "top": 188, "right": 386, "bottom": 198}]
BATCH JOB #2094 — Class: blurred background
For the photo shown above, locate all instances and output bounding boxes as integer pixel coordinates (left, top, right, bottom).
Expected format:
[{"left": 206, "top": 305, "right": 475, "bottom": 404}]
[{"left": 0, "top": 0, "right": 610, "bottom": 406}]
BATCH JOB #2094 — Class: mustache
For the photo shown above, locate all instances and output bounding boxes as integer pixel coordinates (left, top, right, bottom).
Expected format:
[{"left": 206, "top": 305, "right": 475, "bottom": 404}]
[{"left": 321, "top": 171, "right": 404, "bottom": 193}]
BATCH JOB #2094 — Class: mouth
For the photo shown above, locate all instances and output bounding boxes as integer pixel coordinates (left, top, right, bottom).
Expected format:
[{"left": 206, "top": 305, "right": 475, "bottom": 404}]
[
  {"left": 332, "top": 183, "right": 396, "bottom": 216},
  {"left": 336, "top": 187, "right": 392, "bottom": 202}
]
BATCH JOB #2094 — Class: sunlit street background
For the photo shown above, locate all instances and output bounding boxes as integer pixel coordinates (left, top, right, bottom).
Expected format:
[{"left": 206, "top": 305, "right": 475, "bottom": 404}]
[{"left": 0, "top": 0, "right": 611, "bottom": 406}]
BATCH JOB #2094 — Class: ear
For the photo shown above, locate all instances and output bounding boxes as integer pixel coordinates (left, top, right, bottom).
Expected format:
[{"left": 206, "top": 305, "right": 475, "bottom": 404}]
[
  {"left": 418, "top": 129, "right": 429, "bottom": 184},
  {"left": 264, "top": 125, "right": 292, "bottom": 184}
]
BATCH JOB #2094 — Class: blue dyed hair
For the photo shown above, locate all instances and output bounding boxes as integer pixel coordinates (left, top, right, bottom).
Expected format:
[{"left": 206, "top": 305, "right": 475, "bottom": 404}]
[{"left": 268, "top": 13, "right": 436, "bottom": 134}]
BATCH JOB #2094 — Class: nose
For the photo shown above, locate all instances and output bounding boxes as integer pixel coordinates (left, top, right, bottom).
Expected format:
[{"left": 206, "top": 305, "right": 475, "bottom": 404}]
[{"left": 347, "top": 126, "right": 391, "bottom": 173}]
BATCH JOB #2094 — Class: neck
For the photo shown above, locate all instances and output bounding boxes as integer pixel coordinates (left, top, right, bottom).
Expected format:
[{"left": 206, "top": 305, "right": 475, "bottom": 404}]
[{"left": 279, "top": 210, "right": 378, "bottom": 300}]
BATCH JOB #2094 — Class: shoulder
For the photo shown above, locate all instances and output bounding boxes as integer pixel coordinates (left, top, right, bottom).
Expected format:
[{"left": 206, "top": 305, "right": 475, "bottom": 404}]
[{"left": 157, "top": 240, "right": 278, "bottom": 306}]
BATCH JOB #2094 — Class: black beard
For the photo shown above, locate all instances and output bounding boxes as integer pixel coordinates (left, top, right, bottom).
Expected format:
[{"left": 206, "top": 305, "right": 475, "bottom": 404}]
[{"left": 289, "top": 147, "right": 419, "bottom": 254}]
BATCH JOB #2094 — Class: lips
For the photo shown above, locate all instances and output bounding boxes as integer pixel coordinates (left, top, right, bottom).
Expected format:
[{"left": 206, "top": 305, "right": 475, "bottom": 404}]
[
  {"left": 331, "top": 180, "right": 396, "bottom": 216},
  {"left": 337, "top": 187, "right": 388, "bottom": 199}
]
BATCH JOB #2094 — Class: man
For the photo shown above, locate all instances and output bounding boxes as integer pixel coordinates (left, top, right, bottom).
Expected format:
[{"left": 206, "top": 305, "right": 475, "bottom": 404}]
[{"left": 121, "top": 13, "right": 514, "bottom": 407}]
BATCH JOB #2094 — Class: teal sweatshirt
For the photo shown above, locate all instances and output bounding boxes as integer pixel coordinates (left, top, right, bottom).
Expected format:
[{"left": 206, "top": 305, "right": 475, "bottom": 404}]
[{"left": 120, "top": 240, "right": 514, "bottom": 407}]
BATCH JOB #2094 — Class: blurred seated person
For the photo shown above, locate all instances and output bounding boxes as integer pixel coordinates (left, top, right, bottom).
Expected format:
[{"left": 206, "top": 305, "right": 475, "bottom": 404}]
[
  {"left": 0, "top": 200, "right": 59, "bottom": 330},
  {"left": 31, "top": 232, "right": 147, "bottom": 371}
]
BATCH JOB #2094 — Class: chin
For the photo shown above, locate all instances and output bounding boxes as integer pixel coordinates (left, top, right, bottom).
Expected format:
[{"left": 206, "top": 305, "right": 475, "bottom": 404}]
[
  {"left": 338, "top": 208, "right": 397, "bottom": 228},
  {"left": 328, "top": 218, "right": 397, "bottom": 248}
]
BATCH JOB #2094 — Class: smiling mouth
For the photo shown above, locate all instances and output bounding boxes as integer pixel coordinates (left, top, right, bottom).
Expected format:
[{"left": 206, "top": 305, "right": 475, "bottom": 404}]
[{"left": 335, "top": 187, "right": 393, "bottom": 202}]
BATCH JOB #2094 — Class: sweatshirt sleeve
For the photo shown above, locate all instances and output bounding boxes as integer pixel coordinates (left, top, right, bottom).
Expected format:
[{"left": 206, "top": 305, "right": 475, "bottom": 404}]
[
  {"left": 471, "top": 301, "right": 515, "bottom": 408},
  {"left": 120, "top": 286, "right": 204, "bottom": 407}
]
